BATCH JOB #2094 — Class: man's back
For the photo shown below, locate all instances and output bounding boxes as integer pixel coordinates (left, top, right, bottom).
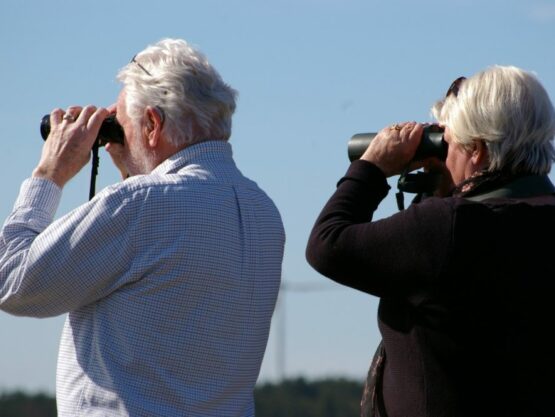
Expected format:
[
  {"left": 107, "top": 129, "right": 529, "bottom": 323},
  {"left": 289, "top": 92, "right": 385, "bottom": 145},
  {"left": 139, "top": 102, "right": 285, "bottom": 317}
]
[{"left": 0, "top": 141, "right": 284, "bottom": 416}]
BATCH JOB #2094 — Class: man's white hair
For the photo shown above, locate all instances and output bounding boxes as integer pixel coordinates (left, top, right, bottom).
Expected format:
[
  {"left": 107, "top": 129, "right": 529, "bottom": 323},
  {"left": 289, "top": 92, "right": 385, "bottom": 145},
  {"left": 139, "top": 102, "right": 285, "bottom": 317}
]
[{"left": 118, "top": 38, "right": 238, "bottom": 146}]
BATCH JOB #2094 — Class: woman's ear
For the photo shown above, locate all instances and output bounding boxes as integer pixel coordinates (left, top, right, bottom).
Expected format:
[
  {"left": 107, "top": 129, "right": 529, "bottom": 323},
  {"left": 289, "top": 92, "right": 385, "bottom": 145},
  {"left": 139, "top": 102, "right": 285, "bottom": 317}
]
[{"left": 471, "top": 140, "right": 489, "bottom": 169}]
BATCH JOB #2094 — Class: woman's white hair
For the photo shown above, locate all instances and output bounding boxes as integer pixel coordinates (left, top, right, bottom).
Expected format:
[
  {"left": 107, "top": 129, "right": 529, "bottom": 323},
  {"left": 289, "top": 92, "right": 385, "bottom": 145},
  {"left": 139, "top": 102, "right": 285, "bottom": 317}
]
[
  {"left": 431, "top": 65, "right": 555, "bottom": 175},
  {"left": 117, "top": 38, "right": 238, "bottom": 146}
]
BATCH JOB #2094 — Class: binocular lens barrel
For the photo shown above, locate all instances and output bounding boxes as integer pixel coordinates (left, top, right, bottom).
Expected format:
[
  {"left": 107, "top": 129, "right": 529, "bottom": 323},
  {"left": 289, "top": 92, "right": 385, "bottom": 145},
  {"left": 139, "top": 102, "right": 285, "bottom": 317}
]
[
  {"left": 347, "top": 125, "right": 447, "bottom": 162},
  {"left": 40, "top": 114, "right": 125, "bottom": 146}
]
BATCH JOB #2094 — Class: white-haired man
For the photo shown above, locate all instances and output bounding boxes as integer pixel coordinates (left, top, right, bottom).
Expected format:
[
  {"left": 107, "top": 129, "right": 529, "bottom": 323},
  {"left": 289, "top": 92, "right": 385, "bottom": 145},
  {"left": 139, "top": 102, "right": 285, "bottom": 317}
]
[{"left": 0, "top": 38, "right": 285, "bottom": 417}]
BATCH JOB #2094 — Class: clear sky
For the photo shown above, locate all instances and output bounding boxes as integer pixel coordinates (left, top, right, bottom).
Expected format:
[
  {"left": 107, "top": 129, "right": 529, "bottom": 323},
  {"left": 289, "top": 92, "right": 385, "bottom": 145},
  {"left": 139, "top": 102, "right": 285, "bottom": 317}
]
[{"left": 1, "top": 0, "right": 555, "bottom": 394}]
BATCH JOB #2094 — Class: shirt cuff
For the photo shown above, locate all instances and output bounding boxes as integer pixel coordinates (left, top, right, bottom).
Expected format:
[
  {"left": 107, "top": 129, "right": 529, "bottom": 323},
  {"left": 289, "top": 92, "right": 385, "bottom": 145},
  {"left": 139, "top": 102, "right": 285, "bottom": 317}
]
[{"left": 13, "top": 178, "right": 62, "bottom": 223}]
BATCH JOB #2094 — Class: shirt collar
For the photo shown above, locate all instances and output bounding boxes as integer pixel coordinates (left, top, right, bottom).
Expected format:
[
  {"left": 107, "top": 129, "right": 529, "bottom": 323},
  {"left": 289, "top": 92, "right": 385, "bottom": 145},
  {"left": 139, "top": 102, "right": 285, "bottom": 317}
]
[{"left": 152, "top": 140, "right": 233, "bottom": 175}]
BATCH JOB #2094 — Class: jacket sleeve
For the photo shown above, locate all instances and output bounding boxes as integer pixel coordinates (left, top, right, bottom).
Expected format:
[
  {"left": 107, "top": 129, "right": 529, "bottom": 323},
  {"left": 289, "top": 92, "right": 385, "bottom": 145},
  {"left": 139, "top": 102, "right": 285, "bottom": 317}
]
[{"left": 306, "top": 160, "right": 453, "bottom": 298}]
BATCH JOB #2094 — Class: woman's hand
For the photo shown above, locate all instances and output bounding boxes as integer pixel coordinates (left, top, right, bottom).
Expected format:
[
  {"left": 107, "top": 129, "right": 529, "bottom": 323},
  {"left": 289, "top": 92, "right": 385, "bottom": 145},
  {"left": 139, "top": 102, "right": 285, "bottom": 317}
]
[{"left": 360, "top": 122, "right": 424, "bottom": 177}]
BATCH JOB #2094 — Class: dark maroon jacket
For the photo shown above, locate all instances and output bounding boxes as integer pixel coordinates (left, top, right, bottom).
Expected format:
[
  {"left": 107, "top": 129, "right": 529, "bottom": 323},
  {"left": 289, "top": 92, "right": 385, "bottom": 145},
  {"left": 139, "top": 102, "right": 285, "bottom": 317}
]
[{"left": 306, "top": 160, "right": 555, "bottom": 417}]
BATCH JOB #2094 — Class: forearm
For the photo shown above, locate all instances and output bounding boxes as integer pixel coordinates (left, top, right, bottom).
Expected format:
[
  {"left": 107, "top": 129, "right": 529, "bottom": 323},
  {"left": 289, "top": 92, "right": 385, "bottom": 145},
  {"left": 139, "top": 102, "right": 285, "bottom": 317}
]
[
  {"left": 306, "top": 159, "right": 454, "bottom": 298},
  {"left": 0, "top": 178, "right": 62, "bottom": 316},
  {"left": 306, "top": 160, "right": 390, "bottom": 288},
  {"left": 0, "top": 179, "right": 132, "bottom": 317}
]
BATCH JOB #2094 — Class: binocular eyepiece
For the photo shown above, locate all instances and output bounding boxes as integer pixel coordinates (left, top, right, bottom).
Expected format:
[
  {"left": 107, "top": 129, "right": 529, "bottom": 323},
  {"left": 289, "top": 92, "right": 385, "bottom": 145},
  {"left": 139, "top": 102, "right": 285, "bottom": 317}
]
[
  {"left": 347, "top": 124, "right": 447, "bottom": 162},
  {"left": 40, "top": 114, "right": 125, "bottom": 147}
]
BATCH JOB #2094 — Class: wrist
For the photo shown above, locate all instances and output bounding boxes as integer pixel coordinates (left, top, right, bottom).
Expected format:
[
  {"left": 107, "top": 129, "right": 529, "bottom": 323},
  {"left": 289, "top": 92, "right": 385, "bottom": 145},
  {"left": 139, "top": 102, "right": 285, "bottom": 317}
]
[{"left": 32, "top": 166, "right": 66, "bottom": 188}]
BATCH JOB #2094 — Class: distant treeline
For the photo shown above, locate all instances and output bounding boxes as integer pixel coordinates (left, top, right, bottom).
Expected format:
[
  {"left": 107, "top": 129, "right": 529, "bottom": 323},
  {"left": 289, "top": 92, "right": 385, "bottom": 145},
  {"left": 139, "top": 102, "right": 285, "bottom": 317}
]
[
  {"left": 0, "top": 391, "right": 57, "bottom": 417},
  {"left": 256, "top": 377, "right": 364, "bottom": 417},
  {"left": 0, "top": 377, "right": 364, "bottom": 417}
]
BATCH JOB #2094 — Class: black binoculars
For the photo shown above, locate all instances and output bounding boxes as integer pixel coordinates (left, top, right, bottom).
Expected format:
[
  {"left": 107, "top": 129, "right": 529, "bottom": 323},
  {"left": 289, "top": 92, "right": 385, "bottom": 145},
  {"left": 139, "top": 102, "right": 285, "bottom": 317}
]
[
  {"left": 347, "top": 124, "right": 447, "bottom": 162},
  {"left": 40, "top": 114, "right": 124, "bottom": 146}
]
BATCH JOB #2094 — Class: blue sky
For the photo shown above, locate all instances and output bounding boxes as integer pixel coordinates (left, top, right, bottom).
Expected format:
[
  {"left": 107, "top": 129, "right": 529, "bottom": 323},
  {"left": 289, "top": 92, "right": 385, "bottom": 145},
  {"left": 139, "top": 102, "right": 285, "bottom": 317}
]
[{"left": 1, "top": 0, "right": 555, "bottom": 393}]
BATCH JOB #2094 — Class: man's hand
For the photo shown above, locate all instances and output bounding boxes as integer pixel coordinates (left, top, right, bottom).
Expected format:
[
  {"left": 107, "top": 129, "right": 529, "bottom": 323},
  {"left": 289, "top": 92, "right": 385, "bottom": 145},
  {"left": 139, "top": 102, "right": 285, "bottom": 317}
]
[
  {"left": 104, "top": 103, "right": 129, "bottom": 180},
  {"left": 105, "top": 142, "right": 129, "bottom": 180},
  {"left": 32, "top": 105, "right": 109, "bottom": 188}
]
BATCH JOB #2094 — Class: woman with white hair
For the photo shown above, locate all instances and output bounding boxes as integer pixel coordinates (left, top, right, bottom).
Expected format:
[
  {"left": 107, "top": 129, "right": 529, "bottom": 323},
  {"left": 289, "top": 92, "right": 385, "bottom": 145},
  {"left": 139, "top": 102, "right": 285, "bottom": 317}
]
[
  {"left": 431, "top": 66, "right": 555, "bottom": 197},
  {"left": 306, "top": 65, "right": 555, "bottom": 417}
]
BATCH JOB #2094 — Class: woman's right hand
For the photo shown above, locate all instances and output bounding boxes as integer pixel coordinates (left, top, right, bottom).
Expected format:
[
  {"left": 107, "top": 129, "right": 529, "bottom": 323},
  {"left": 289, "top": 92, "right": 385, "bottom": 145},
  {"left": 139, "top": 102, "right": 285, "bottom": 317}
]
[{"left": 360, "top": 122, "right": 424, "bottom": 177}]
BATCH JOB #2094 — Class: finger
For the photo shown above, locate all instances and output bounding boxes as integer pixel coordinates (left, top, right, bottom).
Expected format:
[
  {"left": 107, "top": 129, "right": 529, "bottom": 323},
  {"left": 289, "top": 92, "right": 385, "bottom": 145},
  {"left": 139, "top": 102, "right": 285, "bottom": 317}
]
[
  {"left": 106, "top": 103, "right": 117, "bottom": 114},
  {"left": 105, "top": 142, "right": 124, "bottom": 152},
  {"left": 400, "top": 122, "right": 413, "bottom": 134},
  {"left": 62, "top": 106, "right": 83, "bottom": 124},
  {"left": 64, "top": 106, "right": 82, "bottom": 118},
  {"left": 390, "top": 123, "right": 403, "bottom": 131},
  {"left": 105, "top": 142, "right": 128, "bottom": 179},
  {"left": 86, "top": 106, "right": 109, "bottom": 130},
  {"left": 51, "top": 108, "right": 64, "bottom": 125},
  {"left": 408, "top": 123, "right": 424, "bottom": 142},
  {"left": 77, "top": 105, "right": 98, "bottom": 124},
  {"left": 105, "top": 142, "right": 125, "bottom": 161},
  {"left": 85, "top": 107, "right": 110, "bottom": 147}
]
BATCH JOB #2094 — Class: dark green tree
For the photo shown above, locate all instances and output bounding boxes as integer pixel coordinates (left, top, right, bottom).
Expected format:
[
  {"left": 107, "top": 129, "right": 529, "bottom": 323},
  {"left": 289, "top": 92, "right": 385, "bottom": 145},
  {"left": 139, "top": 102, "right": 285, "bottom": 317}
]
[
  {"left": 0, "top": 391, "right": 56, "bottom": 417},
  {"left": 255, "top": 377, "right": 363, "bottom": 417},
  {"left": 0, "top": 377, "right": 364, "bottom": 417}
]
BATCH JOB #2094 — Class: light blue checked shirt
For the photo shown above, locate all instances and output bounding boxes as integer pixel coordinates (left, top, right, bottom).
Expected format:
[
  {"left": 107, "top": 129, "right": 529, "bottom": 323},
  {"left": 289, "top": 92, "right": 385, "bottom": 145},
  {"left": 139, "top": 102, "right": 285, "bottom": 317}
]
[{"left": 0, "top": 140, "right": 285, "bottom": 417}]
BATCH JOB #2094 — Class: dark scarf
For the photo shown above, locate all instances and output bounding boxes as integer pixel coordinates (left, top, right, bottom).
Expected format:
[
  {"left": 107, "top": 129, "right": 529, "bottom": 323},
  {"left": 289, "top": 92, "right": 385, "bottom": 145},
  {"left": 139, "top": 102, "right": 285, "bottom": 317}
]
[
  {"left": 452, "top": 170, "right": 555, "bottom": 200},
  {"left": 452, "top": 170, "right": 517, "bottom": 197}
]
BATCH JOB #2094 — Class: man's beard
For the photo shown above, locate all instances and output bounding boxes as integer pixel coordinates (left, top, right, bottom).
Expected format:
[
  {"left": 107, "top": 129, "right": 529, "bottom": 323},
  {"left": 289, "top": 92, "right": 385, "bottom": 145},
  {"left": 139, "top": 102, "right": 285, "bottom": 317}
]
[{"left": 124, "top": 132, "right": 158, "bottom": 176}]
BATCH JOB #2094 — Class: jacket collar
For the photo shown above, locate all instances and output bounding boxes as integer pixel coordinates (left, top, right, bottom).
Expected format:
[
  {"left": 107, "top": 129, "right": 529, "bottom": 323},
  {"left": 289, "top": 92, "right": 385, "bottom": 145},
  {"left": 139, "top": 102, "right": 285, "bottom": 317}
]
[{"left": 465, "top": 174, "right": 555, "bottom": 201}]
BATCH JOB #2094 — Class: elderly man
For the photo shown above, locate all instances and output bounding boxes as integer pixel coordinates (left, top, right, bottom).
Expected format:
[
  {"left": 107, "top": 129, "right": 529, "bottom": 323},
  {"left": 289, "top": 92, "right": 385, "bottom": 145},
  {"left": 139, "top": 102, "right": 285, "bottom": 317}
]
[{"left": 0, "top": 38, "right": 285, "bottom": 417}]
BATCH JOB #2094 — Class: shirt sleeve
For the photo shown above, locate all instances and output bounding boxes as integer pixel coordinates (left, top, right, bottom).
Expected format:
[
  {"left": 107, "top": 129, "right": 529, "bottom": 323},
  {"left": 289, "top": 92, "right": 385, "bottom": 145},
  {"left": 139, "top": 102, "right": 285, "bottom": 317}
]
[
  {"left": 306, "top": 160, "right": 453, "bottom": 298},
  {"left": 0, "top": 177, "right": 135, "bottom": 317}
]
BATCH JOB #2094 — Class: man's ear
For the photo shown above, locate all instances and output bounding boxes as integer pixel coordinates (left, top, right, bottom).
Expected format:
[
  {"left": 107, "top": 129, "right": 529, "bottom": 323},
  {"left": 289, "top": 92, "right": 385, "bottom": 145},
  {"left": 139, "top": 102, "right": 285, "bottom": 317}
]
[
  {"left": 143, "top": 106, "right": 165, "bottom": 147},
  {"left": 471, "top": 140, "right": 489, "bottom": 169}
]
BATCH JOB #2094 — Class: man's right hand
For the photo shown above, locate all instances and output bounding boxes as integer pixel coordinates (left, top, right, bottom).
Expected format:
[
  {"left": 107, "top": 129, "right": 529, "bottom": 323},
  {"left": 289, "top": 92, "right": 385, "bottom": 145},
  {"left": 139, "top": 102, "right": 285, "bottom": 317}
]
[
  {"left": 105, "top": 141, "right": 129, "bottom": 180},
  {"left": 32, "top": 105, "right": 109, "bottom": 188}
]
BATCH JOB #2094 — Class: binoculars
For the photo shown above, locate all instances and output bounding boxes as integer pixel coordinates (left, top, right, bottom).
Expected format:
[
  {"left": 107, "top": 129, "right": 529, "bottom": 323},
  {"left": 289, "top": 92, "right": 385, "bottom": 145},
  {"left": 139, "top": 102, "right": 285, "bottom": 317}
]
[
  {"left": 347, "top": 124, "right": 448, "bottom": 199},
  {"left": 347, "top": 124, "right": 447, "bottom": 162},
  {"left": 40, "top": 114, "right": 124, "bottom": 146}
]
